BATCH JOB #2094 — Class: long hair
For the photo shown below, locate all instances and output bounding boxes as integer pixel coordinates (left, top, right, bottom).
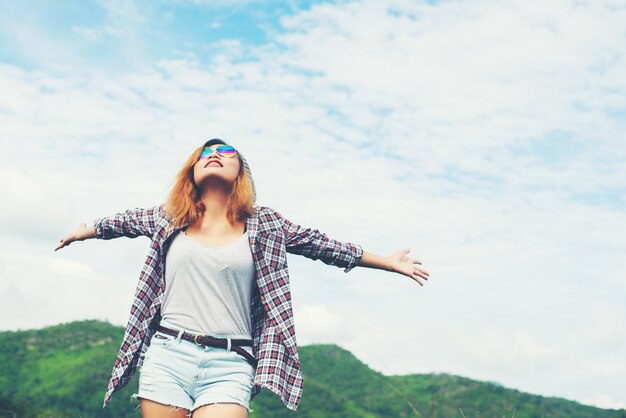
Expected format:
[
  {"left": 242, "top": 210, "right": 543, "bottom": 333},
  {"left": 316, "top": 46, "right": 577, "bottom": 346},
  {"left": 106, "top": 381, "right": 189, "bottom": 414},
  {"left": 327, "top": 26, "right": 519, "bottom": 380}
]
[{"left": 163, "top": 141, "right": 256, "bottom": 230}]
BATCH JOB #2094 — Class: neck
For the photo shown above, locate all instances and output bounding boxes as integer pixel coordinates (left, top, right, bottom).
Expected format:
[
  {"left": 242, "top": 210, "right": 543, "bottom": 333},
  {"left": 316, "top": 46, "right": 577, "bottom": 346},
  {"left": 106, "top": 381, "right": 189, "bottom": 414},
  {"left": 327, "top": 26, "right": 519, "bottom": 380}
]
[{"left": 197, "top": 183, "right": 230, "bottom": 217}]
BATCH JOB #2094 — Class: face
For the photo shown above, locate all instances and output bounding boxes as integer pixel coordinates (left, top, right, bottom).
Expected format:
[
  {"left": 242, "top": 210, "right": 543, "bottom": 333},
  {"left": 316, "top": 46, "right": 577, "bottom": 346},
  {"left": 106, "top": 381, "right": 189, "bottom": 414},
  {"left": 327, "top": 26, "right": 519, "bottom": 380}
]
[{"left": 193, "top": 143, "right": 242, "bottom": 190}]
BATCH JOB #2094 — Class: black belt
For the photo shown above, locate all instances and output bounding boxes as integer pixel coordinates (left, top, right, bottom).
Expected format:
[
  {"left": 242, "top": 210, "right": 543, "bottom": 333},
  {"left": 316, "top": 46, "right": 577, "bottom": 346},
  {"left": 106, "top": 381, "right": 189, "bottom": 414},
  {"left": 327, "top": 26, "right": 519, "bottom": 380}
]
[{"left": 156, "top": 325, "right": 257, "bottom": 369}]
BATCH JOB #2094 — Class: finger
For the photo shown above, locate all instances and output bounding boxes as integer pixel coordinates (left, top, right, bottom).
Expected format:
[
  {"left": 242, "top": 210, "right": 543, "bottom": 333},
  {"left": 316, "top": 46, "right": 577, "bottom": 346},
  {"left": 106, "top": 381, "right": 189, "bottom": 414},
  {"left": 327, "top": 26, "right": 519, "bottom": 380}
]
[
  {"left": 417, "top": 269, "right": 429, "bottom": 277},
  {"left": 55, "top": 240, "right": 68, "bottom": 251},
  {"left": 414, "top": 269, "right": 429, "bottom": 279},
  {"left": 412, "top": 274, "right": 424, "bottom": 286},
  {"left": 413, "top": 258, "right": 422, "bottom": 265}
]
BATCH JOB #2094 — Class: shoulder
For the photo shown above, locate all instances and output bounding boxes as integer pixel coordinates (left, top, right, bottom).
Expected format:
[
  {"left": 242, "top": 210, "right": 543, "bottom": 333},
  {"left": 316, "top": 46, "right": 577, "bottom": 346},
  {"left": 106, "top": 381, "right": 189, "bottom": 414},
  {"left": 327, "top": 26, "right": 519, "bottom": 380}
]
[
  {"left": 156, "top": 203, "right": 170, "bottom": 221},
  {"left": 255, "top": 205, "right": 276, "bottom": 216},
  {"left": 254, "top": 205, "right": 285, "bottom": 231},
  {"left": 154, "top": 203, "right": 176, "bottom": 232}
]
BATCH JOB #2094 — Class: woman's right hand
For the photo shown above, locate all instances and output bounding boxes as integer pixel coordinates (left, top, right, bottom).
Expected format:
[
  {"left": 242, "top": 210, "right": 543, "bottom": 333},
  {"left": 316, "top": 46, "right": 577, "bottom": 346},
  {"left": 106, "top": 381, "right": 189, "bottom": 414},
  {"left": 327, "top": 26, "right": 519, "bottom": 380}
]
[{"left": 55, "top": 223, "right": 95, "bottom": 251}]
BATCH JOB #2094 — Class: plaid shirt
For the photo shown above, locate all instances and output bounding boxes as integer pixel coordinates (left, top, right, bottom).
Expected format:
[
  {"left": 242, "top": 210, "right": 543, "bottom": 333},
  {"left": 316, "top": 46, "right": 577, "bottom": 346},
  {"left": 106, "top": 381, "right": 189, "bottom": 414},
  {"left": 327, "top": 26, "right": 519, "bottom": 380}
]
[{"left": 94, "top": 204, "right": 363, "bottom": 411}]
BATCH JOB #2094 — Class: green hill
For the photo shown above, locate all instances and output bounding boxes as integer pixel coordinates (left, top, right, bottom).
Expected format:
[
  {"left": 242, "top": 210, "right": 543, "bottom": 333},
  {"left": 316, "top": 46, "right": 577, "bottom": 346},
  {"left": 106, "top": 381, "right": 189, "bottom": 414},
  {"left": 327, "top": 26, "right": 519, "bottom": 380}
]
[{"left": 0, "top": 320, "right": 624, "bottom": 418}]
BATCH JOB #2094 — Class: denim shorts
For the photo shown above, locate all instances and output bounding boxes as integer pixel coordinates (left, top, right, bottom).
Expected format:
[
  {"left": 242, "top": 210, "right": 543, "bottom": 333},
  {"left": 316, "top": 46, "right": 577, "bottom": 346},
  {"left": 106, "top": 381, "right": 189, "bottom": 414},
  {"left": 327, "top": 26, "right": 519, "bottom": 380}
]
[{"left": 130, "top": 329, "right": 256, "bottom": 415}]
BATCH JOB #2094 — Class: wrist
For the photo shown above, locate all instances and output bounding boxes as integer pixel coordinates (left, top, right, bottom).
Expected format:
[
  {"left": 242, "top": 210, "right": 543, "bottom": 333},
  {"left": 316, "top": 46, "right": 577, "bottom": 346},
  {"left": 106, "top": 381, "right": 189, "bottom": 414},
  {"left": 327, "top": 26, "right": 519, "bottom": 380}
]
[{"left": 385, "top": 257, "right": 396, "bottom": 272}]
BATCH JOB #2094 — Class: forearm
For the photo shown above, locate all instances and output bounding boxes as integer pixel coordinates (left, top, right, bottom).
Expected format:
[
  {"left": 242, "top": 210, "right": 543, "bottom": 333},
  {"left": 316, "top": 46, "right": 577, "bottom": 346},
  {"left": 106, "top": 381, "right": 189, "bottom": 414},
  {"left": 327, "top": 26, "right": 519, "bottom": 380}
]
[
  {"left": 54, "top": 224, "right": 97, "bottom": 252},
  {"left": 81, "top": 225, "right": 97, "bottom": 240},
  {"left": 357, "top": 250, "right": 393, "bottom": 271}
]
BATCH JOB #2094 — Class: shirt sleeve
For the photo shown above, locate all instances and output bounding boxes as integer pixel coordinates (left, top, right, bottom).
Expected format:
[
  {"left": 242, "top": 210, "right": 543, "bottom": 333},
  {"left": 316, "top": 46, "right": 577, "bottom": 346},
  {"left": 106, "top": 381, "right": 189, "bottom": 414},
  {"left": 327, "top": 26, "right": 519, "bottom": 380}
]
[
  {"left": 276, "top": 210, "right": 363, "bottom": 273},
  {"left": 93, "top": 204, "right": 162, "bottom": 240}
]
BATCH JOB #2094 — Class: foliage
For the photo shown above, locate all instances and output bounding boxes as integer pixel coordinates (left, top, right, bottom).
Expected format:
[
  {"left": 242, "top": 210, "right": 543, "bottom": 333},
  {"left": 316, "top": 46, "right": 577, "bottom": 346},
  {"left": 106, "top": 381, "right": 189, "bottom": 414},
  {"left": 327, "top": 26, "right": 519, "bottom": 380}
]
[{"left": 0, "top": 320, "right": 623, "bottom": 418}]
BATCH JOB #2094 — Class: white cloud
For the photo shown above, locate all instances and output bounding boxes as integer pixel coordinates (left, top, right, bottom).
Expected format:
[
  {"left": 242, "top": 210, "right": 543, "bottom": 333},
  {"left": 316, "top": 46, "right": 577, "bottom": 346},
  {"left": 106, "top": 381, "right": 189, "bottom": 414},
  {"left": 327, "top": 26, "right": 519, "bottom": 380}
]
[
  {"left": 273, "top": 0, "right": 626, "bottom": 189},
  {"left": 0, "top": 241, "right": 144, "bottom": 331},
  {"left": 0, "top": 167, "right": 76, "bottom": 241},
  {"left": 0, "top": 0, "right": 624, "bottom": 410},
  {"left": 293, "top": 303, "right": 354, "bottom": 344}
]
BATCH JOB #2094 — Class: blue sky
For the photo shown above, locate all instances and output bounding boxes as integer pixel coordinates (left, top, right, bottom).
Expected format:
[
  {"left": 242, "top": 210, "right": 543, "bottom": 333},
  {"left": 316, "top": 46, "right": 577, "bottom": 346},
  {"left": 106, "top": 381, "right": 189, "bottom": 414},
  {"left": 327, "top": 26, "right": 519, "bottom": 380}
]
[
  {"left": 1, "top": 0, "right": 625, "bottom": 412},
  {"left": 0, "top": 0, "right": 322, "bottom": 71}
]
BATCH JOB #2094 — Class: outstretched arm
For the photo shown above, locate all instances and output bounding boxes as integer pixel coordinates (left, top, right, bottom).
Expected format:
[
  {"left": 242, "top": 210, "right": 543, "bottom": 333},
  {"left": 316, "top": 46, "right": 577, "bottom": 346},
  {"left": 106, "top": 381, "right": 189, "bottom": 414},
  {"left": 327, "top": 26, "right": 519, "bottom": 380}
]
[
  {"left": 277, "top": 210, "right": 431, "bottom": 284},
  {"left": 54, "top": 204, "right": 162, "bottom": 252},
  {"left": 358, "top": 248, "right": 430, "bottom": 286}
]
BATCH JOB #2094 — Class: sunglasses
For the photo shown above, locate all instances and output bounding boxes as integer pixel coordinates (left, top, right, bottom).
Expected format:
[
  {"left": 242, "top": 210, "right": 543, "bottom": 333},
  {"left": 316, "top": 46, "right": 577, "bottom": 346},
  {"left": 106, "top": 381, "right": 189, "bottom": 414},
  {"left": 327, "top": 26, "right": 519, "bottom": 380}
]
[{"left": 198, "top": 145, "right": 237, "bottom": 160}]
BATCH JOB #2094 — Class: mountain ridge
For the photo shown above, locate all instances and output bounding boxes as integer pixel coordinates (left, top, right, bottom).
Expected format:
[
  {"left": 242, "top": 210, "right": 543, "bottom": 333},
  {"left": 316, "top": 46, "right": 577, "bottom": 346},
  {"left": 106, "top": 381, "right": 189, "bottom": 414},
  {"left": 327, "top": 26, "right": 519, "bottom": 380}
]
[{"left": 0, "top": 319, "right": 624, "bottom": 418}]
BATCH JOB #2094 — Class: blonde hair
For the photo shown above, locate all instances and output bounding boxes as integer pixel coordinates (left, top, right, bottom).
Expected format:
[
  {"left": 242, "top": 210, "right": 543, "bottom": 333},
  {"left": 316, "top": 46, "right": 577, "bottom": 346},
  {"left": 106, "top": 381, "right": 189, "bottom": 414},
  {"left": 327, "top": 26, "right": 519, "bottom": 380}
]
[{"left": 163, "top": 142, "right": 256, "bottom": 229}]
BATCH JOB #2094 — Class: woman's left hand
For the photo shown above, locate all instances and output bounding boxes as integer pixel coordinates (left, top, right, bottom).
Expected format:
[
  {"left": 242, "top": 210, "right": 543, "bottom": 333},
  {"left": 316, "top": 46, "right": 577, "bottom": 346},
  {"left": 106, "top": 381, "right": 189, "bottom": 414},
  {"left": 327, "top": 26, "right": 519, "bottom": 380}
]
[{"left": 387, "top": 248, "right": 430, "bottom": 286}]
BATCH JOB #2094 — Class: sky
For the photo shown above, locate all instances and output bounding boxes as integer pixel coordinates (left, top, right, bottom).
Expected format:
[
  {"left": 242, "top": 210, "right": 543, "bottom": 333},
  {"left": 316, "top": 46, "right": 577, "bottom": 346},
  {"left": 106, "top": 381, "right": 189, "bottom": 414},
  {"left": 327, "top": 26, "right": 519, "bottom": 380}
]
[{"left": 1, "top": 0, "right": 625, "bottom": 411}]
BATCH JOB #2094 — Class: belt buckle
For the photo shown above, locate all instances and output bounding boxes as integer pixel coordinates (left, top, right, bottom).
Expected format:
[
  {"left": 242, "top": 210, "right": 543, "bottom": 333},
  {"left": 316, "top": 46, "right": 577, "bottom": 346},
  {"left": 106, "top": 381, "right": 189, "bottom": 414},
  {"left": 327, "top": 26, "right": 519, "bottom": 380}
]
[{"left": 194, "top": 333, "right": 206, "bottom": 346}]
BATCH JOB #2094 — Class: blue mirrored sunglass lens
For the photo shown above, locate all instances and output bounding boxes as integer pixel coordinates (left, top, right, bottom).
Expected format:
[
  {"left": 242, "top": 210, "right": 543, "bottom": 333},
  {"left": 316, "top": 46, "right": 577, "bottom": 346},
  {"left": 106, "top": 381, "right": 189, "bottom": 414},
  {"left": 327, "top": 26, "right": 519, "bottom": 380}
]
[{"left": 216, "top": 145, "right": 236, "bottom": 156}]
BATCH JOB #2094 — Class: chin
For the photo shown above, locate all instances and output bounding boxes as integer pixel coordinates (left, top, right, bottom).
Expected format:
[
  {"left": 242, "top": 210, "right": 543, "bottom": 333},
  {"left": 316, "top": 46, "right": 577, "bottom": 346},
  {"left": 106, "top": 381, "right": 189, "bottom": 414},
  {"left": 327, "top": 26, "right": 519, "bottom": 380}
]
[{"left": 196, "top": 174, "right": 237, "bottom": 187}]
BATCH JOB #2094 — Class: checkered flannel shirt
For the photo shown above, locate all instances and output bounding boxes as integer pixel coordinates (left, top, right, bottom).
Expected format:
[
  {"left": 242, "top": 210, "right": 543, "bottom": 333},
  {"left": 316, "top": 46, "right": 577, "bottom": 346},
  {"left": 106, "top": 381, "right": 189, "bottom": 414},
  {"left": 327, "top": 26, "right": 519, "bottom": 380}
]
[{"left": 94, "top": 204, "right": 363, "bottom": 411}]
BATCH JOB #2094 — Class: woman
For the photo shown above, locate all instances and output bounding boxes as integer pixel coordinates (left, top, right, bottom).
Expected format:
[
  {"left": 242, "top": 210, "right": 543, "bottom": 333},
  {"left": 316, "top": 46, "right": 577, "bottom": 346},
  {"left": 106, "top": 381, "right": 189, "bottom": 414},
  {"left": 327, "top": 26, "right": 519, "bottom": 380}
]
[{"left": 55, "top": 138, "right": 430, "bottom": 418}]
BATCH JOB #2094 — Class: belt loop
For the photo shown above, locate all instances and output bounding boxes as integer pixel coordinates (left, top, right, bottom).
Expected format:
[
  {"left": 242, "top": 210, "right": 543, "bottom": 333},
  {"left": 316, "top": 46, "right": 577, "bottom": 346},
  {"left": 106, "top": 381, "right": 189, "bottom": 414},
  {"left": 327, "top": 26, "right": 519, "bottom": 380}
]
[
  {"left": 176, "top": 329, "right": 185, "bottom": 344},
  {"left": 226, "top": 337, "right": 232, "bottom": 352}
]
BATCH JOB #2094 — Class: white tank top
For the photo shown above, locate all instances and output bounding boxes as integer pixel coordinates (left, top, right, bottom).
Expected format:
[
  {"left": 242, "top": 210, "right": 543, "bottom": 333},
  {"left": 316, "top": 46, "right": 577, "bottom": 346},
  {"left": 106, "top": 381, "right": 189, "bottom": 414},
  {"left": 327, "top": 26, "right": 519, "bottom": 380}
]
[{"left": 160, "top": 228, "right": 256, "bottom": 339}]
